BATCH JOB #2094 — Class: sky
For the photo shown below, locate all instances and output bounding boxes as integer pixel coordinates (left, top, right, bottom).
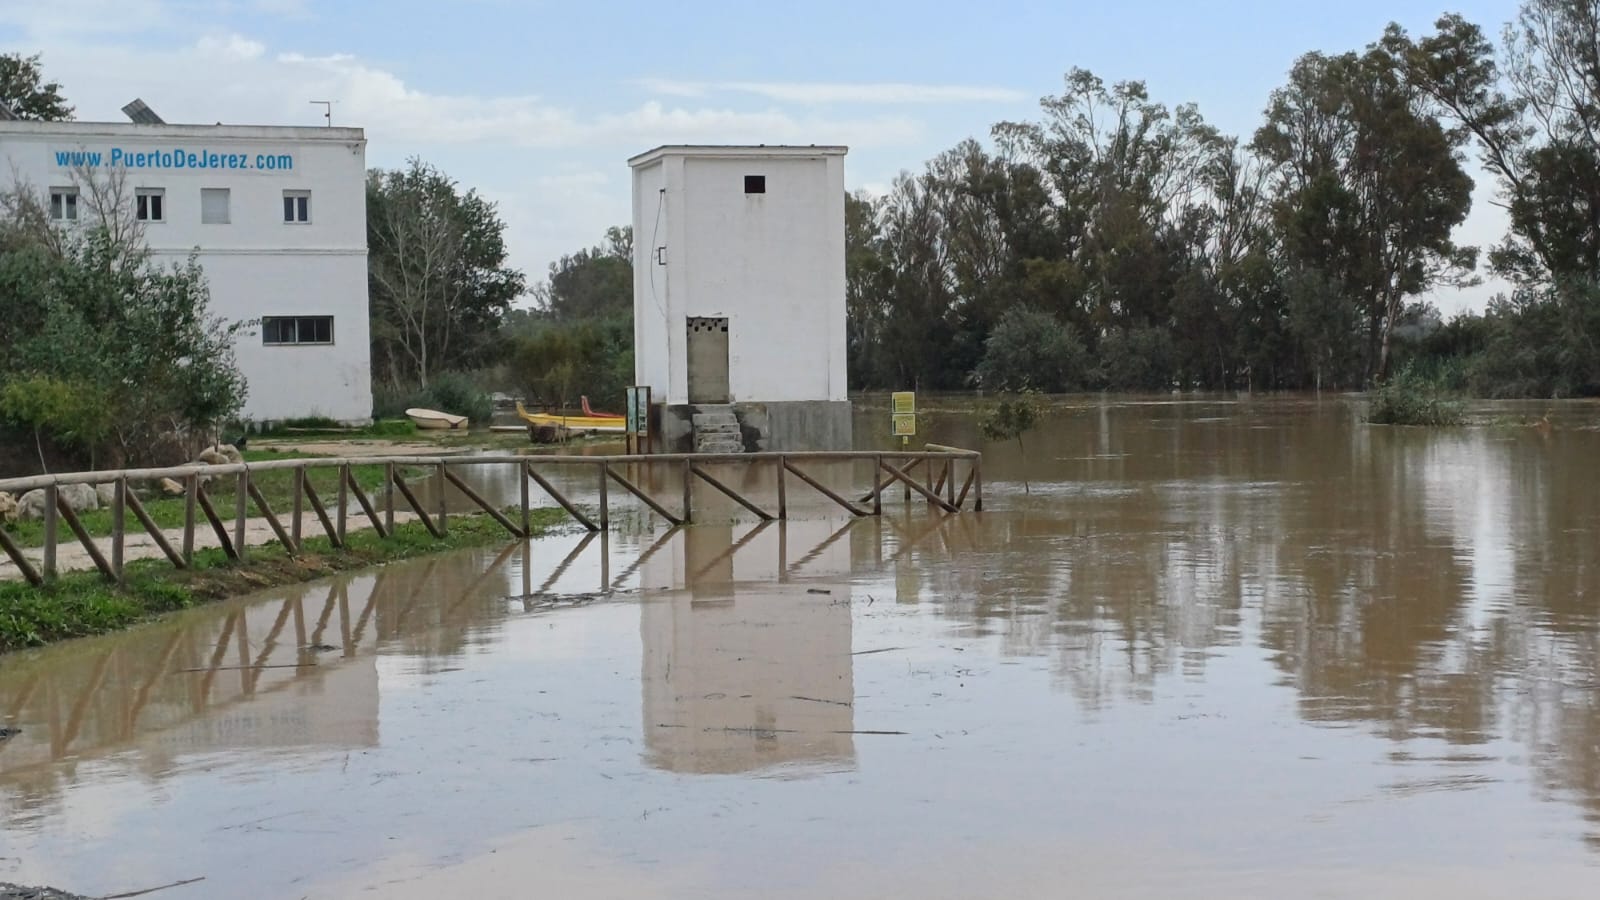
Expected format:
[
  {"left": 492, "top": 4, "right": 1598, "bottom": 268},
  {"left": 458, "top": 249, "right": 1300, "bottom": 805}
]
[{"left": 0, "top": 0, "right": 1525, "bottom": 313}]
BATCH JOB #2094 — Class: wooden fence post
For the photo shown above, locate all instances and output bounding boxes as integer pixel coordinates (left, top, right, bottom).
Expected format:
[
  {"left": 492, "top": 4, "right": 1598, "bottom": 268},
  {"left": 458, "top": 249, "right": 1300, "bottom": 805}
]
[
  {"left": 183, "top": 475, "right": 197, "bottom": 565},
  {"left": 681, "top": 460, "right": 692, "bottom": 524},
  {"left": 292, "top": 467, "right": 305, "bottom": 550},
  {"left": 384, "top": 462, "right": 396, "bottom": 536},
  {"left": 111, "top": 478, "right": 126, "bottom": 582},
  {"left": 337, "top": 463, "right": 349, "bottom": 544},
  {"left": 42, "top": 484, "right": 58, "bottom": 581},
  {"left": 777, "top": 455, "right": 788, "bottom": 520},
  {"left": 234, "top": 470, "right": 249, "bottom": 562},
  {"left": 436, "top": 463, "right": 448, "bottom": 535},
  {"left": 519, "top": 461, "right": 531, "bottom": 537}
]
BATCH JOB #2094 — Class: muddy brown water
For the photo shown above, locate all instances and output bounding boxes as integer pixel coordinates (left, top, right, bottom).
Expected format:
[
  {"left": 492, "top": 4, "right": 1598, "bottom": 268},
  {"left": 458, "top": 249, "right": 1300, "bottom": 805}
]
[{"left": 3, "top": 396, "right": 1600, "bottom": 898}]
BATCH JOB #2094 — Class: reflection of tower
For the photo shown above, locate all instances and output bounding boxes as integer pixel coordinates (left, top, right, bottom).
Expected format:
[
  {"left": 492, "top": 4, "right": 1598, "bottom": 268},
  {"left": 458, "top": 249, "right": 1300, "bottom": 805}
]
[{"left": 640, "top": 521, "right": 856, "bottom": 776}]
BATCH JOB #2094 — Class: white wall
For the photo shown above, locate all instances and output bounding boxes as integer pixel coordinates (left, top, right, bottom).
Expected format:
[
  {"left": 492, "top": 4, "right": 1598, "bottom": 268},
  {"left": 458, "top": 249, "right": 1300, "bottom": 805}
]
[
  {"left": 632, "top": 158, "right": 670, "bottom": 399},
  {"left": 0, "top": 122, "right": 372, "bottom": 423},
  {"left": 632, "top": 147, "right": 847, "bottom": 405}
]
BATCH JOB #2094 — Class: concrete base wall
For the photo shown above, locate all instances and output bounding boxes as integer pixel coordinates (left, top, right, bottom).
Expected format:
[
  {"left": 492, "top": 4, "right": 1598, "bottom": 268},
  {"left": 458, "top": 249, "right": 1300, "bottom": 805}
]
[{"left": 656, "top": 401, "right": 853, "bottom": 453}]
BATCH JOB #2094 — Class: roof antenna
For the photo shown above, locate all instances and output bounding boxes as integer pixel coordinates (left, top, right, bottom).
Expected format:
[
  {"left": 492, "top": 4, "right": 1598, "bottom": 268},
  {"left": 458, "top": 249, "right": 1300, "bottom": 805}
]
[{"left": 309, "top": 100, "right": 332, "bottom": 126}]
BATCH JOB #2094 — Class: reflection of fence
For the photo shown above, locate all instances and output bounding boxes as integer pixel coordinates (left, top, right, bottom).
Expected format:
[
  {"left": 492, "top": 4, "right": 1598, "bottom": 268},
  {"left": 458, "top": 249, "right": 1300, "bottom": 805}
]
[
  {"left": 1, "top": 576, "right": 388, "bottom": 770},
  {"left": 0, "top": 520, "right": 896, "bottom": 778},
  {"left": 0, "top": 450, "right": 982, "bottom": 587}
]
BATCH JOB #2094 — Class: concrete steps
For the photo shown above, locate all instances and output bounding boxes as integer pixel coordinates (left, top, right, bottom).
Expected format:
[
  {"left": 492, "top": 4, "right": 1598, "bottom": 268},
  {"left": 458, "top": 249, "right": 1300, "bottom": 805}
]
[{"left": 692, "top": 406, "right": 744, "bottom": 454}]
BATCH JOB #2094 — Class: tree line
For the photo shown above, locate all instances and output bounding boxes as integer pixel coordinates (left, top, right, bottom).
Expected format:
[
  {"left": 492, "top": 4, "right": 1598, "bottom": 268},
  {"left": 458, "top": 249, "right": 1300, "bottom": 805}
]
[{"left": 846, "top": 0, "right": 1600, "bottom": 396}]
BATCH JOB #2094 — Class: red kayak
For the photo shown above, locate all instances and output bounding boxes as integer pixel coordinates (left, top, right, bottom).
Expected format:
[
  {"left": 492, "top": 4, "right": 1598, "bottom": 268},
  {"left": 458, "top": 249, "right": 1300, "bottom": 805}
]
[{"left": 580, "top": 395, "right": 624, "bottom": 420}]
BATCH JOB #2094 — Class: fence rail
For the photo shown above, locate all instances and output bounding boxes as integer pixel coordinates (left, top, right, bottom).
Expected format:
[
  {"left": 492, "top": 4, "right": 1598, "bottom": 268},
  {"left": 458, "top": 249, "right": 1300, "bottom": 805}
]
[{"left": 0, "top": 450, "right": 982, "bottom": 588}]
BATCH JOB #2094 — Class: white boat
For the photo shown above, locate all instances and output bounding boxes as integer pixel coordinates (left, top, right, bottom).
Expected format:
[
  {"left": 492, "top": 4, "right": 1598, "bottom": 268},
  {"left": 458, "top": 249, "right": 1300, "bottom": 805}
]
[{"left": 406, "top": 408, "right": 469, "bottom": 431}]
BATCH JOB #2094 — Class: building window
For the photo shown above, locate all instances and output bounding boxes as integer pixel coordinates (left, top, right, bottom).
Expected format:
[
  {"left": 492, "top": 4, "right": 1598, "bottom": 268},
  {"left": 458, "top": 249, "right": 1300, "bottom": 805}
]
[
  {"left": 201, "top": 188, "right": 230, "bottom": 224},
  {"left": 744, "top": 175, "right": 766, "bottom": 194},
  {"left": 283, "top": 190, "right": 310, "bottom": 223},
  {"left": 136, "top": 189, "right": 165, "bottom": 223},
  {"left": 262, "top": 316, "right": 333, "bottom": 346},
  {"left": 281, "top": 188, "right": 308, "bottom": 220},
  {"left": 49, "top": 188, "right": 78, "bottom": 221}
]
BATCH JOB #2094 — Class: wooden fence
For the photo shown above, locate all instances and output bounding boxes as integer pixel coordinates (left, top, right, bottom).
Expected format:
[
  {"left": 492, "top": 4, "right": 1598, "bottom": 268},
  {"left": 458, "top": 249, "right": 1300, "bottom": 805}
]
[{"left": 0, "top": 449, "right": 982, "bottom": 588}]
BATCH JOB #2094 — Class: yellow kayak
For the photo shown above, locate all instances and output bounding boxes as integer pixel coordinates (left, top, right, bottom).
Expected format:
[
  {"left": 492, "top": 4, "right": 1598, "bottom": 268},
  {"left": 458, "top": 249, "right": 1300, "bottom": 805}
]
[{"left": 516, "top": 401, "right": 627, "bottom": 433}]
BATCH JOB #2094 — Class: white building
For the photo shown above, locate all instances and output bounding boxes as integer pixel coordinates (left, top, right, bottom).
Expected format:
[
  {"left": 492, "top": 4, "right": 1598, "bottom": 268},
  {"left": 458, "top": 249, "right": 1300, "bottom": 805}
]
[
  {"left": 630, "top": 145, "right": 851, "bottom": 451},
  {"left": 0, "top": 118, "right": 372, "bottom": 424}
]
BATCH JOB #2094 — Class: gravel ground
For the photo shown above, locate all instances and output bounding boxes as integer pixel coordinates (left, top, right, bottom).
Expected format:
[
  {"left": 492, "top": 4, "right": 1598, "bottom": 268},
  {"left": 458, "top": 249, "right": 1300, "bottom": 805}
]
[{"left": 0, "top": 885, "right": 89, "bottom": 900}]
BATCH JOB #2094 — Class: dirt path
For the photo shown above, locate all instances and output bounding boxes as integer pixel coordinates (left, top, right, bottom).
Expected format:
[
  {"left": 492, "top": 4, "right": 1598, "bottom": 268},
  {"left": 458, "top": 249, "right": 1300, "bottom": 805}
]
[{"left": 0, "top": 508, "right": 422, "bottom": 582}]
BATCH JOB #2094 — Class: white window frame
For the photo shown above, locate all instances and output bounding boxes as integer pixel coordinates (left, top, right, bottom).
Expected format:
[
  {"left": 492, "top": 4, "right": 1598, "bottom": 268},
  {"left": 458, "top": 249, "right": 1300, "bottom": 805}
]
[
  {"left": 49, "top": 187, "right": 79, "bottom": 222},
  {"left": 283, "top": 190, "right": 311, "bottom": 224},
  {"left": 261, "top": 316, "right": 335, "bottom": 346},
  {"left": 200, "top": 187, "right": 231, "bottom": 225},
  {"left": 136, "top": 188, "right": 166, "bottom": 223}
]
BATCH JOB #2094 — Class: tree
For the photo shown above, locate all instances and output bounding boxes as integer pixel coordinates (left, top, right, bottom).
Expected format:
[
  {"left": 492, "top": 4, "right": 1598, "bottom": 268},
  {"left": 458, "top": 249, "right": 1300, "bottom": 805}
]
[
  {"left": 367, "top": 159, "right": 525, "bottom": 388},
  {"left": 973, "top": 305, "right": 1093, "bottom": 392},
  {"left": 994, "top": 69, "right": 1222, "bottom": 336},
  {"left": 0, "top": 178, "right": 247, "bottom": 469},
  {"left": 0, "top": 53, "right": 72, "bottom": 121},
  {"left": 503, "top": 226, "right": 636, "bottom": 411},
  {"left": 1283, "top": 266, "right": 1361, "bottom": 391},
  {"left": 979, "top": 391, "right": 1045, "bottom": 494},
  {"left": 0, "top": 375, "right": 109, "bottom": 472},
  {"left": 1395, "top": 4, "right": 1600, "bottom": 284},
  {"left": 531, "top": 226, "right": 632, "bottom": 321},
  {"left": 1099, "top": 325, "right": 1176, "bottom": 391},
  {"left": 505, "top": 317, "right": 633, "bottom": 412},
  {"left": 845, "top": 191, "right": 893, "bottom": 388},
  {"left": 1254, "top": 43, "right": 1476, "bottom": 381}
]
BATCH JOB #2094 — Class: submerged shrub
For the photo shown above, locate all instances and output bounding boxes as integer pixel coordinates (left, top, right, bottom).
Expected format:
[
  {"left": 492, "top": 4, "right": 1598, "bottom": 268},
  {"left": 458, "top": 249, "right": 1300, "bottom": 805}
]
[{"left": 1367, "top": 364, "right": 1464, "bottom": 426}]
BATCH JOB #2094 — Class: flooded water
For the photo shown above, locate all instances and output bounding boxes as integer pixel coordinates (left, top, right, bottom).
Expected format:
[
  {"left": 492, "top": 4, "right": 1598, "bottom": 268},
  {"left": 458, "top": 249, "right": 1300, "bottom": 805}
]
[{"left": 3, "top": 396, "right": 1600, "bottom": 898}]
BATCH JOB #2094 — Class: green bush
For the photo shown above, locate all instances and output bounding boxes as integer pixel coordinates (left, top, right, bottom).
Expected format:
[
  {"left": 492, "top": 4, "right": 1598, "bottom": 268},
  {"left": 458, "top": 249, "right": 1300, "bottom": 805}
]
[
  {"left": 506, "top": 315, "right": 633, "bottom": 411},
  {"left": 1367, "top": 365, "right": 1465, "bottom": 426},
  {"left": 0, "top": 215, "right": 247, "bottom": 469},
  {"left": 423, "top": 372, "right": 494, "bottom": 423},
  {"left": 979, "top": 390, "right": 1046, "bottom": 493},
  {"left": 973, "top": 306, "right": 1094, "bottom": 392},
  {"left": 373, "top": 374, "right": 492, "bottom": 424}
]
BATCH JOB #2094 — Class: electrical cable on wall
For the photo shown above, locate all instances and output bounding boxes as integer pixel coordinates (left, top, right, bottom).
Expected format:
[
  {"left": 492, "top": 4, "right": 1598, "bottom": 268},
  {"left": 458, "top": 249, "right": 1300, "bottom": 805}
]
[{"left": 648, "top": 187, "right": 668, "bottom": 322}]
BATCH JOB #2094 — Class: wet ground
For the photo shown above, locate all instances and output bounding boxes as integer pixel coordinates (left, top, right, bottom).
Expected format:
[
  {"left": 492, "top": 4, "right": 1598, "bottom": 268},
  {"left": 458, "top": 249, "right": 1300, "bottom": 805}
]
[{"left": 3, "top": 396, "right": 1600, "bottom": 897}]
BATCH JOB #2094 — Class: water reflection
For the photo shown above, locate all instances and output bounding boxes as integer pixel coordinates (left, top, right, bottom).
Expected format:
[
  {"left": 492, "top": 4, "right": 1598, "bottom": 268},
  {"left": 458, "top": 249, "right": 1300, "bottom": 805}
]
[
  {"left": 3, "top": 398, "right": 1600, "bottom": 896},
  {"left": 642, "top": 521, "right": 855, "bottom": 776},
  {"left": 0, "top": 518, "right": 870, "bottom": 808},
  {"left": 887, "top": 395, "right": 1600, "bottom": 846}
]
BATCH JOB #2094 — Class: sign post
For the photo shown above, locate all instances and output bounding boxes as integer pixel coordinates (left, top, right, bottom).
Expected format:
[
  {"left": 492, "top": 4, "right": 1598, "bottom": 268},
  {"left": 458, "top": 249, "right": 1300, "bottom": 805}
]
[
  {"left": 625, "top": 386, "right": 651, "bottom": 454},
  {"left": 891, "top": 391, "right": 916, "bottom": 448}
]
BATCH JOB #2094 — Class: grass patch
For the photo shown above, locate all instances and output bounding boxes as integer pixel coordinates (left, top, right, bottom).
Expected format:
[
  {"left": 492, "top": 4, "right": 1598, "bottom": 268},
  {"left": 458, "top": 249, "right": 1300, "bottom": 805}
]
[
  {"left": 258, "top": 418, "right": 419, "bottom": 438},
  {"left": 2, "top": 449, "right": 416, "bottom": 549},
  {"left": 1367, "top": 365, "right": 1466, "bottom": 427},
  {"left": 0, "top": 507, "right": 571, "bottom": 652}
]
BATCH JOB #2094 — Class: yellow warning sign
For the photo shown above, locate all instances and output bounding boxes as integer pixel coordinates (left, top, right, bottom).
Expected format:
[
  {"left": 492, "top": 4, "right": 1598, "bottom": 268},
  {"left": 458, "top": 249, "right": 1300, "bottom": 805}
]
[
  {"left": 892, "top": 413, "right": 917, "bottom": 437},
  {"left": 891, "top": 391, "right": 915, "bottom": 414}
]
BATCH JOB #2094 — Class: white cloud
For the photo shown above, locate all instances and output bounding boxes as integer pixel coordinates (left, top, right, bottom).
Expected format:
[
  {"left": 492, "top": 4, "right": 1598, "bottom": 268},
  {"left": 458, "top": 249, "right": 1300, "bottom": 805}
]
[
  {"left": 196, "top": 33, "right": 266, "bottom": 61},
  {"left": 21, "top": 38, "right": 921, "bottom": 152},
  {"left": 638, "top": 78, "right": 1027, "bottom": 105}
]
